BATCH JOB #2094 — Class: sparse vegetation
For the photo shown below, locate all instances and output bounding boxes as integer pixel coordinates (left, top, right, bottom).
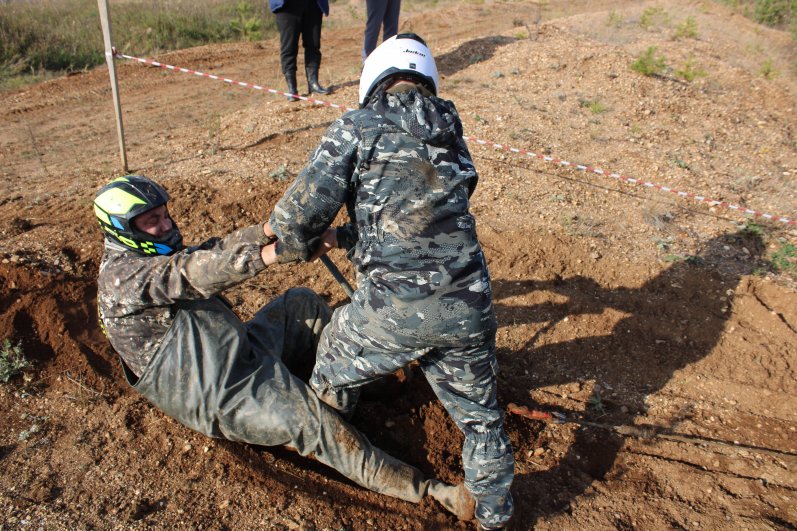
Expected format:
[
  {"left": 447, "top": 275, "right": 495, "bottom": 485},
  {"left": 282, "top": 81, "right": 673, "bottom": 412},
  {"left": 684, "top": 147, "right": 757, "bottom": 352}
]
[
  {"left": 760, "top": 57, "right": 780, "bottom": 78},
  {"left": 733, "top": 223, "right": 796, "bottom": 279},
  {"left": 587, "top": 388, "right": 606, "bottom": 414},
  {"left": 639, "top": 6, "right": 671, "bottom": 30},
  {"left": 739, "top": 220, "right": 766, "bottom": 238},
  {"left": 753, "top": 0, "right": 796, "bottom": 26},
  {"left": 675, "top": 16, "right": 700, "bottom": 38},
  {"left": 606, "top": 10, "right": 624, "bottom": 28},
  {"left": 206, "top": 113, "right": 222, "bottom": 155},
  {"left": 673, "top": 157, "right": 691, "bottom": 169},
  {"left": 0, "top": 339, "right": 30, "bottom": 384},
  {"left": 0, "top": 0, "right": 275, "bottom": 90},
  {"left": 469, "top": 54, "right": 486, "bottom": 65},
  {"left": 769, "top": 240, "right": 797, "bottom": 278},
  {"left": 714, "top": 0, "right": 796, "bottom": 66},
  {"left": 630, "top": 46, "right": 668, "bottom": 76},
  {"left": 229, "top": 1, "right": 263, "bottom": 41},
  {"left": 676, "top": 56, "right": 707, "bottom": 81},
  {"left": 561, "top": 213, "right": 602, "bottom": 237},
  {"left": 580, "top": 98, "right": 607, "bottom": 114},
  {"left": 268, "top": 165, "right": 289, "bottom": 181}
]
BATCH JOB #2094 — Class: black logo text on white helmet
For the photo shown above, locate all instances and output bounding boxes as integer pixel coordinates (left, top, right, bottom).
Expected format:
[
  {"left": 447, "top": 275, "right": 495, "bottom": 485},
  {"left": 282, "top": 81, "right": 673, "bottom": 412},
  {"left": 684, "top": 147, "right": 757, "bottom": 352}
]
[{"left": 359, "top": 33, "right": 439, "bottom": 107}]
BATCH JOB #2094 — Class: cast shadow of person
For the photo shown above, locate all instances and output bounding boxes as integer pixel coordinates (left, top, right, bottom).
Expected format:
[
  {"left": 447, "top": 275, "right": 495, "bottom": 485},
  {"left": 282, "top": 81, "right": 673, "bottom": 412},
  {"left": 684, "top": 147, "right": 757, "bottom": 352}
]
[
  {"left": 492, "top": 230, "right": 765, "bottom": 525},
  {"left": 332, "top": 35, "right": 518, "bottom": 91}
]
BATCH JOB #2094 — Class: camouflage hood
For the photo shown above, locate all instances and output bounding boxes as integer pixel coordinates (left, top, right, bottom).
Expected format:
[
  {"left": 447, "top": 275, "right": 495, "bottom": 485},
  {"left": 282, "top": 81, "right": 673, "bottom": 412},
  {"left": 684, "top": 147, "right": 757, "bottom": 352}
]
[{"left": 370, "top": 89, "right": 463, "bottom": 147}]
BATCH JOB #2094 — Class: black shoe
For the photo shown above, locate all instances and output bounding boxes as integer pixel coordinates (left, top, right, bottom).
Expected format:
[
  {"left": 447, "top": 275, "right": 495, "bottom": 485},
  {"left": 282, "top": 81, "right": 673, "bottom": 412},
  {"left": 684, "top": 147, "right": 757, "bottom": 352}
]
[
  {"left": 306, "top": 66, "right": 332, "bottom": 95},
  {"left": 284, "top": 73, "right": 299, "bottom": 102}
]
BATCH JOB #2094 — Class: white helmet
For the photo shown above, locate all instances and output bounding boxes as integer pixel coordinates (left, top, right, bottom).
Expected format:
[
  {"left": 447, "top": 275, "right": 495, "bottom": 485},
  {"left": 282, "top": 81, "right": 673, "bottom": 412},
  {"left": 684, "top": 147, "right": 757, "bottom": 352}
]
[{"left": 358, "top": 33, "right": 439, "bottom": 107}]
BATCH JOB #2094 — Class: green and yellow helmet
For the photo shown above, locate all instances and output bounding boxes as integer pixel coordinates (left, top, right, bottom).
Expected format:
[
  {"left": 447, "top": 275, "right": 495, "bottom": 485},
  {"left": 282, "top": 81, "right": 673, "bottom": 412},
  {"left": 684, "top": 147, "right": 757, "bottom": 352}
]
[{"left": 93, "top": 175, "right": 183, "bottom": 256}]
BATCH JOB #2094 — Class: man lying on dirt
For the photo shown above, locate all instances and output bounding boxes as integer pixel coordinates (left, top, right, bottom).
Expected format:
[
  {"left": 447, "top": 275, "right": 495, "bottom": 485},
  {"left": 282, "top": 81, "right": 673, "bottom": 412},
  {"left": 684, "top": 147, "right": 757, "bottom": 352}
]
[{"left": 92, "top": 174, "right": 474, "bottom": 520}]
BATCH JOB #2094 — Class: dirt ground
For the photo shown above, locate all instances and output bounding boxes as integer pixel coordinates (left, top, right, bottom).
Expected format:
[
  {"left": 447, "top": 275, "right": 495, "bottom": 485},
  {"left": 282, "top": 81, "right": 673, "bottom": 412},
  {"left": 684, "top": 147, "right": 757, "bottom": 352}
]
[{"left": 1, "top": 0, "right": 796, "bottom": 529}]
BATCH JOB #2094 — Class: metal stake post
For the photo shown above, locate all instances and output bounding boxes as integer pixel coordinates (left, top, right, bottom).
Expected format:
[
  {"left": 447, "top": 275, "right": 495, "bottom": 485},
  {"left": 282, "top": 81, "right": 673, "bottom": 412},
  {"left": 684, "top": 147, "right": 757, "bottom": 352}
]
[{"left": 97, "top": 0, "right": 128, "bottom": 172}]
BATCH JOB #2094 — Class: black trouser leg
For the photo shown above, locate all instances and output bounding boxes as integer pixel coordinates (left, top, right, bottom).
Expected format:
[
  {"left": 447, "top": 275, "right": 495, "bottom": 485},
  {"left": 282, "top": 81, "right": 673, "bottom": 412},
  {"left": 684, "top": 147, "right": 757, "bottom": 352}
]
[
  {"left": 301, "top": 4, "right": 331, "bottom": 94},
  {"left": 276, "top": 10, "right": 300, "bottom": 78},
  {"left": 275, "top": 9, "right": 302, "bottom": 99}
]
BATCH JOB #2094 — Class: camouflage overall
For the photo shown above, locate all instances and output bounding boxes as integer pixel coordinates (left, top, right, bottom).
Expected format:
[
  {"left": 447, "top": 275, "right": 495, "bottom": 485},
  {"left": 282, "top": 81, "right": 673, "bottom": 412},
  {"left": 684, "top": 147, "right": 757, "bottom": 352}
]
[
  {"left": 270, "top": 89, "right": 515, "bottom": 528},
  {"left": 96, "top": 224, "right": 450, "bottom": 505}
]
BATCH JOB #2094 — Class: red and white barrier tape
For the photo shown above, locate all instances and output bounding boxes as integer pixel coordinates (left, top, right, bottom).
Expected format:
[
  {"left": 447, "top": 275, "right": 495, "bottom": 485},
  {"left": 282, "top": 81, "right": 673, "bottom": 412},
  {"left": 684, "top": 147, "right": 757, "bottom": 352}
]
[
  {"left": 113, "top": 49, "right": 795, "bottom": 226},
  {"left": 113, "top": 49, "right": 353, "bottom": 110},
  {"left": 461, "top": 136, "right": 795, "bottom": 225}
]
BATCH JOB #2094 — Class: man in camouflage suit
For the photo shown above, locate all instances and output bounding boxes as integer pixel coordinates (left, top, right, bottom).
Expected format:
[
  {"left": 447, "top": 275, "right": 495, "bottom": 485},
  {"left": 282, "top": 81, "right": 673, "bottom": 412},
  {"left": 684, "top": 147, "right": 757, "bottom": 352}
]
[
  {"left": 267, "top": 34, "right": 514, "bottom": 530},
  {"left": 93, "top": 174, "right": 475, "bottom": 520}
]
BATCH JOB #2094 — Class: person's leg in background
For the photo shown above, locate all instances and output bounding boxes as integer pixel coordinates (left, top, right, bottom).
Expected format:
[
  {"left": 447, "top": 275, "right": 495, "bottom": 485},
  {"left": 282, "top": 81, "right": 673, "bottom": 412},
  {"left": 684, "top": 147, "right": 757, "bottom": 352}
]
[
  {"left": 275, "top": 3, "right": 302, "bottom": 100},
  {"left": 302, "top": 0, "right": 331, "bottom": 94},
  {"left": 382, "top": 0, "right": 401, "bottom": 43},
  {"left": 362, "top": 0, "right": 388, "bottom": 60}
]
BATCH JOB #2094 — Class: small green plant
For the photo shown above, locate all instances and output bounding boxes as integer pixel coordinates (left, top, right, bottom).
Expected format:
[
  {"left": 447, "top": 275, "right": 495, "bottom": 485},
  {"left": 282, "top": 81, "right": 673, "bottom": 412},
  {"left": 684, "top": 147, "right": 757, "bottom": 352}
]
[
  {"left": 206, "top": 114, "right": 221, "bottom": 154},
  {"left": 640, "top": 6, "right": 671, "bottom": 30},
  {"left": 468, "top": 54, "right": 486, "bottom": 65},
  {"left": 740, "top": 220, "right": 766, "bottom": 238},
  {"left": 580, "top": 98, "right": 607, "bottom": 114},
  {"left": 760, "top": 58, "right": 780, "bottom": 79},
  {"left": 606, "top": 10, "right": 624, "bottom": 28},
  {"left": 588, "top": 389, "right": 606, "bottom": 414},
  {"left": 631, "top": 46, "right": 668, "bottom": 76},
  {"left": 561, "top": 214, "right": 601, "bottom": 237},
  {"left": 675, "top": 16, "right": 699, "bottom": 38},
  {"left": 675, "top": 56, "right": 707, "bottom": 81},
  {"left": 673, "top": 158, "right": 691, "bottom": 169},
  {"left": 268, "top": 165, "right": 289, "bottom": 181},
  {"left": 754, "top": 0, "right": 795, "bottom": 26},
  {"left": 229, "top": 1, "right": 262, "bottom": 41},
  {"left": 0, "top": 339, "right": 30, "bottom": 384},
  {"left": 769, "top": 241, "right": 797, "bottom": 277}
]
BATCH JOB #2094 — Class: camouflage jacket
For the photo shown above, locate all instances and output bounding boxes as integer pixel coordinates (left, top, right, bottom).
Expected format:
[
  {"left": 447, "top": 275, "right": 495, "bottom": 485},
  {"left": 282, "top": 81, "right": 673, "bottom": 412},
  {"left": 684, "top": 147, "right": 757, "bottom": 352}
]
[
  {"left": 270, "top": 89, "right": 496, "bottom": 342},
  {"left": 96, "top": 223, "right": 270, "bottom": 376}
]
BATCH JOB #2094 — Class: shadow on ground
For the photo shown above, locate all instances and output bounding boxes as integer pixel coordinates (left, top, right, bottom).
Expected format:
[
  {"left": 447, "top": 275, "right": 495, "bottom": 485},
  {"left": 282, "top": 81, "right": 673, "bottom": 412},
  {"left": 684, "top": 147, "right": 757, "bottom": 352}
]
[{"left": 492, "top": 231, "right": 764, "bottom": 524}]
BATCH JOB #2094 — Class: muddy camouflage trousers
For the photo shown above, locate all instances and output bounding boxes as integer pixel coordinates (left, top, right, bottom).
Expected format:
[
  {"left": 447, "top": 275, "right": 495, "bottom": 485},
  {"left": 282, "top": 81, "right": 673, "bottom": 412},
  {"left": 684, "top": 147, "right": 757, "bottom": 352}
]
[
  {"left": 122, "top": 288, "right": 435, "bottom": 503},
  {"left": 310, "top": 303, "right": 515, "bottom": 528}
]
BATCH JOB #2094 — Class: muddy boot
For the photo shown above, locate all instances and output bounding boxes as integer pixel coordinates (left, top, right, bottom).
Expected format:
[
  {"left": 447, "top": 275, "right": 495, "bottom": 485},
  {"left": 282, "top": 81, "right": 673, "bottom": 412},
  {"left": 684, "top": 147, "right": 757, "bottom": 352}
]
[
  {"left": 427, "top": 481, "right": 475, "bottom": 521},
  {"left": 306, "top": 65, "right": 332, "bottom": 95},
  {"left": 284, "top": 73, "right": 299, "bottom": 102}
]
